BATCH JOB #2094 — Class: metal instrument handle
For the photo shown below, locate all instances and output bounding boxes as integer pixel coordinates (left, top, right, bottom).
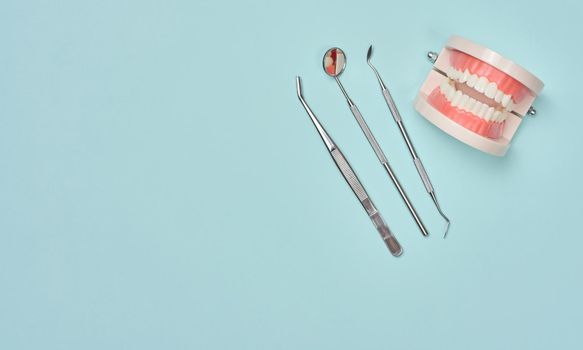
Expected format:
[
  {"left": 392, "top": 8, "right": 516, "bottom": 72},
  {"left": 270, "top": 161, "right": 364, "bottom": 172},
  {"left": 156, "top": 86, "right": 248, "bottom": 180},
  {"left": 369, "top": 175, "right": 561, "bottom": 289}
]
[
  {"left": 414, "top": 158, "right": 434, "bottom": 194},
  {"left": 382, "top": 89, "right": 402, "bottom": 123},
  {"left": 380, "top": 88, "right": 419, "bottom": 160},
  {"left": 331, "top": 148, "right": 368, "bottom": 203},
  {"left": 370, "top": 212, "right": 402, "bottom": 256},
  {"left": 382, "top": 87, "right": 436, "bottom": 194},
  {"left": 331, "top": 148, "right": 402, "bottom": 256},
  {"left": 349, "top": 104, "right": 388, "bottom": 164}
]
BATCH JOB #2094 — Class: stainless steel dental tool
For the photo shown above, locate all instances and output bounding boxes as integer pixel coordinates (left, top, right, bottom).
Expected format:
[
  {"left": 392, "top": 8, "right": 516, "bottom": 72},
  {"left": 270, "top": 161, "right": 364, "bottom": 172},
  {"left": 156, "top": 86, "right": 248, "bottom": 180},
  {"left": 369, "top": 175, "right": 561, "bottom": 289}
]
[
  {"left": 295, "top": 76, "right": 402, "bottom": 257},
  {"left": 367, "top": 45, "right": 451, "bottom": 237},
  {"left": 323, "top": 47, "right": 429, "bottom": 237}
]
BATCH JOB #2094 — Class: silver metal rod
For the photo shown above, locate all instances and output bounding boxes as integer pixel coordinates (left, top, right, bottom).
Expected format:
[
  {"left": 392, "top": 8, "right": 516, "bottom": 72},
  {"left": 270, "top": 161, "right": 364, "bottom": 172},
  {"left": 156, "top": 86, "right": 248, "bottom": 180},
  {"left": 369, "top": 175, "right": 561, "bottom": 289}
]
[
  {"left": 367, "top": 46, "right": 451, "bottom": 237},
  {"left": 382, "top": 162, "right": 428, "bottom": 237},
  {"left": 296, "top": 77, "right": 336, "bottom": 151},
  {"left": 296, "top": 76, "right": 402, "bottom": 256},
  {"left": 335, "top": 77, "right": 354, "bottom": 106}
]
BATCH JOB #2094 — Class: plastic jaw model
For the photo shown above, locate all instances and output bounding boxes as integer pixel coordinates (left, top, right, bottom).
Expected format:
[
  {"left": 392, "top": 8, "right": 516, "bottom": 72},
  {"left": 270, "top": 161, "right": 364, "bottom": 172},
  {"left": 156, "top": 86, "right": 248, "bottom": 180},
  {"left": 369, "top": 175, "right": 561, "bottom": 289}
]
[{"left": 414, "top": 35, "right": 544, "bottom": 156}]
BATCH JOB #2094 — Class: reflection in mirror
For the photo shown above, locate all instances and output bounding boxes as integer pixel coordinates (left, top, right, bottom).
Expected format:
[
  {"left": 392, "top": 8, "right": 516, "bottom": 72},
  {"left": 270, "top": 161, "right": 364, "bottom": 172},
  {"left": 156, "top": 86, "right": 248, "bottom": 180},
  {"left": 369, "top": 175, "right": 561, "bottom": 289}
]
[{"left": 323, "top": 48, "right": 346, "bottom": 77}]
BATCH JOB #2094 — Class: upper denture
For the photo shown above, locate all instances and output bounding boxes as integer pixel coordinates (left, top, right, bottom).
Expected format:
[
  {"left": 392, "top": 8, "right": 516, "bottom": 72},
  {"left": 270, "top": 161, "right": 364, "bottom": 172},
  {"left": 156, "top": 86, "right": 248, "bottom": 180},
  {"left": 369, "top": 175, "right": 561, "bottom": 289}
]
[
  {"left": 446, "top": 66, "right": 513, "bottom": 110},
  {"left": 450, "top": 50, "right": 530, "bottom": 104}
]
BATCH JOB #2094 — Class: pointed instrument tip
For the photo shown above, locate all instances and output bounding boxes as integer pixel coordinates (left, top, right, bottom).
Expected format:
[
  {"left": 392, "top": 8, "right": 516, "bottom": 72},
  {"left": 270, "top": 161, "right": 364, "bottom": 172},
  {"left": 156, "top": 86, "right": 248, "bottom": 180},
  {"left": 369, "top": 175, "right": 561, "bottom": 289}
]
[
  {"left": 296, "top": 76, "right": 302, "bottom": 98},
  {"left": 443, "top": 219, "right": 451, "bottom": 239}
]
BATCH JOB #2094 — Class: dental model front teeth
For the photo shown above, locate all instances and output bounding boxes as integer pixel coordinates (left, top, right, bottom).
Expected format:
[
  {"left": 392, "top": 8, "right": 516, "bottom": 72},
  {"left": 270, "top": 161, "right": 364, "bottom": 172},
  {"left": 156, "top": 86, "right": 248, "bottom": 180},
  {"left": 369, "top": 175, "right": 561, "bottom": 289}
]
[
  {"left": 493, "top": 110, "right": 501, "bottom": 122},
  {"left": 478, "top": 102, "right": 488, "bottom": 118},
  {"left": 459, "top": 69, "right": 469, "bottom": 83},
  {"left": 446, "top": 67, "right": 516, "bottom": 112},
  {"left": 441, "top": 66, "right": 520, "bottom": 121},
  {"left": 494, "top": 90, "right": 503, "bottom": 103},
  {"left": 452, "top": 90, "right": 462, "bottom": 107},
  {"left": 485, "top": 107, "right": 494, "bottom": 121},
  {"left": 467, "top": 73, "right": 478, "bottom": 88},
  {"left": 501, "top": 94, "right": 511, "bottom": 108},
  {"left": 438, "top": 76, "right": 509, "bottom": 123},
  {"left": 466, "top": 97, "right": 476, "bottom": 111},
  {"left": 471, "top": 101, "right": 481, "bottom": 116},
  {"left": 459, "top": 94, "right": 469, "bottom": 108},
  {"left": 475, "top": 77, "right": 487, "bottom": 94},
  {"left": 485, "top": 82, "right": 497, "bottom": 99}
]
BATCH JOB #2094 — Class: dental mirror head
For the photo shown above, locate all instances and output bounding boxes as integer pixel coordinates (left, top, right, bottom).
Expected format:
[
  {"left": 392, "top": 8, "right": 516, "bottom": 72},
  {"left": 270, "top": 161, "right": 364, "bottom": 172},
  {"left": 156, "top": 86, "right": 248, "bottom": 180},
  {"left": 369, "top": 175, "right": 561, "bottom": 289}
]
[{"left": 323, "top": 47, "right": 346, "bottom": 77}]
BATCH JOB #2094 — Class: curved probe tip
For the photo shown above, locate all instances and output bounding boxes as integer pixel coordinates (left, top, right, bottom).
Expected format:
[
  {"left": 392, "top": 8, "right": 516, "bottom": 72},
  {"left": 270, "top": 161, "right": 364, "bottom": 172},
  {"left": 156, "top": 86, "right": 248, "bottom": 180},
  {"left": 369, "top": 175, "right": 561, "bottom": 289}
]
[
  {"left": 442, "top": 215, "right": 451, "bottom": 239},
  {"left": 430, "top": 192, "right": 451, "bottom": 238}
]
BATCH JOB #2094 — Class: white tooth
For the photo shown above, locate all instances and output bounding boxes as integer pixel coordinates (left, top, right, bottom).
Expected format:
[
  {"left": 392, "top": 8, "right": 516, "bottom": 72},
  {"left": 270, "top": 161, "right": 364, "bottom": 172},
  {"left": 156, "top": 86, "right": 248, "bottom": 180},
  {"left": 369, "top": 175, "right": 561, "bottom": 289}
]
[
  {"left": 459, "top": 95, "right": 469, "bottom": 110},
  {"left": 446, "top": 66, "right": 454, "bottom": 78},
  {"left": 478, "top": 103, "right": 488, "bottom": 118},
  {"left": 485, "top": 82, "right": 497, "bottom": 99},
  {"left": 467, "top": 74, "right": 478, "bottom": 88},
  {"left": 485, "top": 107, "right": 494, "bottom": 121},
  {"left": 456, "top": 70, "right": 464, "bottom": 80},
  {"left": 493, "top": 111, "right": 501, "bottom": 122},
  {"left": 475, "top": 77, "right": 488, "bottom": 93},
  {"left": 505, "top": 101, "right": 514, "bottom": 111},
  {"left": 459, "top": 69, "right": 470, "bottom": 83},
  {"left": 501, "top": 94, "right": 511, "bottom": 108},
  {"left": 471, "top": 101, "right": 482, "bottom": 115},
  {"left": 466, "top": 97, "right": 477, "bottom": 112},
  {"left": 446, "top": 85, "right": 455, "bottom": 100},
  {"left": 440, "top": 81, "right": 449, "bottom": 93},
  {"left": 473, "top": 102, "right": 483, "bottom": 116},
  {"left": 451, "top": 90, "right": 462, "bottom": 107},
  {"left": 494, "top": 90, "right": 504, "bottom": 103}
]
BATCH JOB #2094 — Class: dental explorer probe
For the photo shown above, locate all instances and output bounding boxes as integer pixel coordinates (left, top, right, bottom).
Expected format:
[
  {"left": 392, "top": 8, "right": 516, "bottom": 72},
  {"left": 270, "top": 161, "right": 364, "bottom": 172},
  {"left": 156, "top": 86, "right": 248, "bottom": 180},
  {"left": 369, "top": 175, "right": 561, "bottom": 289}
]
[
  {"left": 367, "top": 45, "right": 451, "bottom": 237},
  {"left": 323, "top": 47, "right": 429, "bottom": 237},
  {"left": 296, "top": 77, "right": 402, "bottom": 257}
]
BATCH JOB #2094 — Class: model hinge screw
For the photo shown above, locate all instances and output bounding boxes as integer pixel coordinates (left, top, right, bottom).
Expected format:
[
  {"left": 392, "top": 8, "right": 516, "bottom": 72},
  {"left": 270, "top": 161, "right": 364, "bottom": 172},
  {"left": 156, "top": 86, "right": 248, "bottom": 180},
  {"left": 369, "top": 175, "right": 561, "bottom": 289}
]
[{"left": 427, "top": 51, "right": 438, "bottom": 64}]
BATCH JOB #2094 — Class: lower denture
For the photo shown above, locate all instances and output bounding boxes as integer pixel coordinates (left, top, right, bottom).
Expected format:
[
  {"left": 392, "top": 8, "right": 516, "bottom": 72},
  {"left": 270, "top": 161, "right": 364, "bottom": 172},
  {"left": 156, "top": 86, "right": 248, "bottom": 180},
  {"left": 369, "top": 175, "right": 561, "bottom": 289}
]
[{"left": 427, "top": 88, "right": 505, "bottom": 139}]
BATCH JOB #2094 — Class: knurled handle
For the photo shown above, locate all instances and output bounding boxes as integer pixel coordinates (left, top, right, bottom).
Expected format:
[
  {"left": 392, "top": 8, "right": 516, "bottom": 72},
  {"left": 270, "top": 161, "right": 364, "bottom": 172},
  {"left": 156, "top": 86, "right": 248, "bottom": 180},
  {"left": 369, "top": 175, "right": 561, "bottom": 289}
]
[
  {"left": 331, "top": 148, "right": 368, "bottom": 202},
  {"left": 331, "top": 149, "right": 402, "bottom": 256}
]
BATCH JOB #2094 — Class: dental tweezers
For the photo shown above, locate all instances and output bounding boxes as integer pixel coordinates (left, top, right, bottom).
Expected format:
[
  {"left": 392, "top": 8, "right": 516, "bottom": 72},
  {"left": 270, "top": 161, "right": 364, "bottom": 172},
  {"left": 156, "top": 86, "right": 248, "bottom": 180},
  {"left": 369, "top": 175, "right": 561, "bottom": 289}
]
[{"left": 296, "top": 76, "right": 402, "bottom": 256}]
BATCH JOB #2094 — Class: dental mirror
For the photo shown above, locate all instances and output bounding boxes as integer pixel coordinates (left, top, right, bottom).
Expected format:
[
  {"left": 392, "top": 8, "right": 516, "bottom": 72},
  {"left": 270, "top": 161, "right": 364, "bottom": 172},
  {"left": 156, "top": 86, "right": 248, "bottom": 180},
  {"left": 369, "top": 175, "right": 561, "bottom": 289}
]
[
  {"left": 323, "top": 47, "right": 346, "bottom": 77},
  {"left": 323, "top": 47, "right": 353, "bottom": 104}
]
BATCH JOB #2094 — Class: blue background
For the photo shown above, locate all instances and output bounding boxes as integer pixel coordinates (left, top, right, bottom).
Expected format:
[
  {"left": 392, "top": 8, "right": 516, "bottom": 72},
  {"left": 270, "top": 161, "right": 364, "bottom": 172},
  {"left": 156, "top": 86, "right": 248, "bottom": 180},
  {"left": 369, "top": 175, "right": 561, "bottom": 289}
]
[{"left": 1, "top": 0, "right": 581, "bottom": 348}]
